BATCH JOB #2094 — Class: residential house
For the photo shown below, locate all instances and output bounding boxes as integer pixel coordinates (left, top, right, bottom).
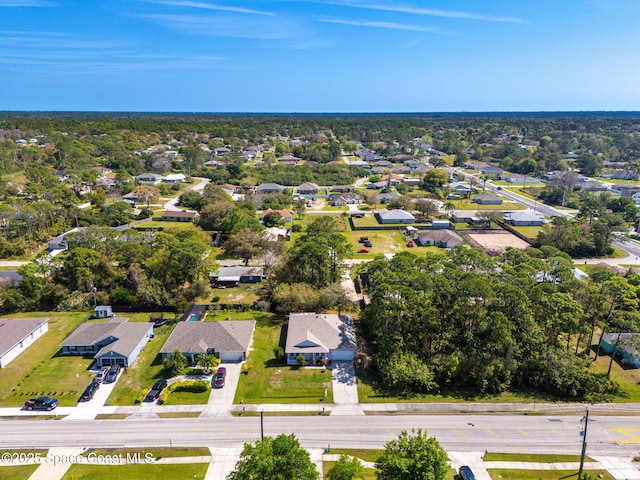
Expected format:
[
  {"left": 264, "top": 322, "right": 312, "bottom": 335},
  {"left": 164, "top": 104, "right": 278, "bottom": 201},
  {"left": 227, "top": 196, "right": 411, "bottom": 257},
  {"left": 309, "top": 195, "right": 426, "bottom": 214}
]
[
  {"left": 90, "top": 166, "right": 113, "bottom": 175},
  {"left": 376, "top": 192, "right": 401, "bottom": 204},
  {"left": 257, "top": 183, "right": 286, "bottom": 194},
  {"left": 617, "top": 184, "right": 640, "bottom": 198},
  {"left": 214, "top": 147, "right": 231, "bottom": 155},
  {"left": 402, "top": 178, "right": 422, "bottom": 187},
  {"left": 0, "top": 271, "right": 23, "bottom": 287},
  {"left": 204, "top": 160, "right": 223, "bottom": 167},
  {"left": 163, "top": 173, "right": 187, "bottom": 183},
  {"left": 161, "top": 210, "right": 197, "bottom": 222},
  {"left": 473, "top": 194, "right": 503, "bottom": 205},
  {"left": 499, "top": 174, "right": 542, "bottom": 185},
  {"left": 0, "top": 318, "right": 49, "bottom": 368},
  {"left": 380, "top": 174, "right": 404, "bottom": 185},
  {"left": 263, "top": 227, "right": 290, "bottom": 242},
  {"left": 94, "top": 305, "right": 114, "bottom": 318},
  {"left": 504, "top": 211, "right": 544, "bottom": 226},
  {"left": 48, "top": 227, "right": 82, "bottom": 251},
  {"left": 297, "top": 182, "right": 320, "bottom": 195},
  {"left": 210, "top": 266, "right": 264, "bottom": 287},
  {"left": 160, "top": 320, "right": 255, "bottom": 363},
  {"left": 451, "top": 211, "right": 485, "bottom": 225},
  {"left": 285, "top": 313, "right": 357, "bottom": 366},
  {"left": 61, "top": 318, "right": 153, "bottom": 367},
  {"left": 599, "top": 333, "right": 640, "bottom": 368},
  {"left": 329, "top": 193, "right": 361, "bottom": 206},
  {"left": 135, "top": 173, "right": 162, "bottom": 185},
  {"left": 331, "top": 185, "right": 353, "bottom": 193},
  {"left": 262, "top": 208, "right": 294, "bottom": 223},
  {"left": 416, "top": 230, "right": 463, "bottom": 248},
  {"left": 481, "top": 165, "right": 503, "bottom": 175},
  {"left": 211, "top": 184, "right": 237, "bottom": 197},
  {"left": 375, "top": 209, "right": 416, "bottom": 224},
  {"left": 579, "top": 181, "right": 609, "bottom": 192}
]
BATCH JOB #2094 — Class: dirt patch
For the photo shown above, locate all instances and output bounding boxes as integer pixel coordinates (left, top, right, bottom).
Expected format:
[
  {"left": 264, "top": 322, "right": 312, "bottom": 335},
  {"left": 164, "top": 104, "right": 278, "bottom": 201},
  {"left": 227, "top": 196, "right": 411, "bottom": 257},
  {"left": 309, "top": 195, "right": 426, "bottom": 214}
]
[{"left": 464, "top": 231, "right": 530, "bottom": 255}]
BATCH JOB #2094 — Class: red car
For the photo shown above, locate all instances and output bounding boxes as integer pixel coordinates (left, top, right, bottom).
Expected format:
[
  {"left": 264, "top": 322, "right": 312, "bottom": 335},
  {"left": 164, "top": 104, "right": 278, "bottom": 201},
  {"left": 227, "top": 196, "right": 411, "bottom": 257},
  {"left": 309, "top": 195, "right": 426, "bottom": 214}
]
[{"left": 357, "top": 248, "right": 369, "bottom": 253}]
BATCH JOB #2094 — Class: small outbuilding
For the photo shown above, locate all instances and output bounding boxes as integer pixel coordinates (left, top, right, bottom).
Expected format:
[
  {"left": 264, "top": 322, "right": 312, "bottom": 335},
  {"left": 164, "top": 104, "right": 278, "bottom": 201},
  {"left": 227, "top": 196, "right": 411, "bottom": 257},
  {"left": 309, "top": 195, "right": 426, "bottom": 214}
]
[{"left": 94, "top": 305, "right": 114, "bottom": 318}]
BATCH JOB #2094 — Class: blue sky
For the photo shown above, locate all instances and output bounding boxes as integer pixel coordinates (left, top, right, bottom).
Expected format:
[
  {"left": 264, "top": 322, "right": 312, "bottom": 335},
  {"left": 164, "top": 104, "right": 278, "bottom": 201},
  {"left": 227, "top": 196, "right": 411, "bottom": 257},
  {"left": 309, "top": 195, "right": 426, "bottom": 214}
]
[{"left": 1, "top": 0, "right": 639, "bottom": 112}]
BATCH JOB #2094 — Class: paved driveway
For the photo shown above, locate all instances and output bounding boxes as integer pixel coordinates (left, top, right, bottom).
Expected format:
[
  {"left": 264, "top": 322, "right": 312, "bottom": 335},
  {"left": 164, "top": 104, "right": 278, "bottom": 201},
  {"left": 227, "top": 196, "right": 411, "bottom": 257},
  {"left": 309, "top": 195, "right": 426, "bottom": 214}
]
[
  {"left": 204, "top": 363, "right": 241, "bottom": 415},
  {"left": 331, "top": 361, "right": 364, "bottom": 416},
  {"left": 64, "top": 370, "right": 122, "bottom": 420}
]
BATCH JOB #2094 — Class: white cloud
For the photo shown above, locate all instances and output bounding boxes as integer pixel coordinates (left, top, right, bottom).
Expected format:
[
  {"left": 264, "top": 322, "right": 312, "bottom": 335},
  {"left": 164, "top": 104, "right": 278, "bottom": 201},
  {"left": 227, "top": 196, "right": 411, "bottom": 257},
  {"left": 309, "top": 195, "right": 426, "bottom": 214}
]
[
  {"left": 320, "top": 17, "right": 445, "bottom": 34},
  {"left": 140, "top": 0, "right": 275, "bottom": 16},
  {"left": 304, "top": 0, "right": 526, "bottom": 24},
  {"left": 138, "top": 13, "right": 302, "bottom": 39}
]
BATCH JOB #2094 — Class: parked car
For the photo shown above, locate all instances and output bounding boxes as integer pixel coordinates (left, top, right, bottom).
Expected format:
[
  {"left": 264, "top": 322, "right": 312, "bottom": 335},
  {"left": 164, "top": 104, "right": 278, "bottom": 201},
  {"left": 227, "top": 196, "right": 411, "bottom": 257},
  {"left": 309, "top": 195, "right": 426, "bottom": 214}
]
[
  {"left": 151, "top": 319, "right": 167, "bottom": 328},
  {"left": 94, "top": 366, "right": 110, "bottom": 383},
  {"left": 363, "top": 241, "right": 372, "bottom": 247},
  {"left": 104, "top": 364, "right": 122, "bottom": 383},
  {"left": 358, "top": 237, "right": 369, "bottom": 243},
  {"left": 213, "top": 375, "right": 225, "bottom": 389},
  {"left": 407, "top": 240, "right": 415, "bottom": 247},
  {"left": 459, "top": 465, "right": 477, "bottom": 480},
  {"left": 216, "top": 366, "right": 227, "bottom": 378},
  {"left": 144, "top": 378, "right": 168, "bottom": 402},
  {"left": 24, "top": 396, "right": 58, "bottom": 411},
  {"left": 357, "top": 248, "right": 369, "bottom": 253},
  {"left": 496, "top": 186, "right": 503, "bottom": 190},
  {"left": 80, "top": 382, "right": 100, "bottom": 401}
]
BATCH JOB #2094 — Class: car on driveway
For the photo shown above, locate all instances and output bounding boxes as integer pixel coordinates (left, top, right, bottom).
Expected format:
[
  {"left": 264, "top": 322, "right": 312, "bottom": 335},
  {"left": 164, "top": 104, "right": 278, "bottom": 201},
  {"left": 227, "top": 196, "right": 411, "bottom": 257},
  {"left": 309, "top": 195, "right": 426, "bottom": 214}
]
[
  {"left": 213, "top": 375, "right": 225, "bottom": 389},
  {"left": 94, "top": 366, "right": 110, "bottom": 383},
  {"left": 216, "top": 366, "right": 226, "bottom": 378},
  {"left": 80, "top": 382, "right": 100, "bottom": 401},
  {"left": 104, "top": 364, "right": 121, "bottom": 383},
  {"left": 24, "top": 396, "right": 58, "bottom": 411},
  {"left": 144, "top": 379, "right": 168, "bottom": 402}
]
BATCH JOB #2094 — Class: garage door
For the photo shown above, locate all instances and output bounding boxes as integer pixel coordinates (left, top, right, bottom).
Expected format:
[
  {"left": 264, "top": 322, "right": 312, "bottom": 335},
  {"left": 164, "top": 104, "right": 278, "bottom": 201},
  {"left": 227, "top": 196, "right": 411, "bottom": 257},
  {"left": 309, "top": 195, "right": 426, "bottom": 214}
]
[{"left": 330, "top": 350, "right": 354, "bottom": 361}]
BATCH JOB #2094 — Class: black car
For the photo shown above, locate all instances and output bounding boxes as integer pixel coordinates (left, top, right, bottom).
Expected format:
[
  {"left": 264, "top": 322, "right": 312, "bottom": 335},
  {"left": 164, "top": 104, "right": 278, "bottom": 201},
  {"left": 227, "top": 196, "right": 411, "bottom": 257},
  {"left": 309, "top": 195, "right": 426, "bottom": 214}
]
[
  {"left": 24, "top": 396, "right": 58, "bottom": 411},
  {"left": 144, "top": 378, "right": 168, "bottom": 402},
  {"left": 80, "top": 382, "right": 100, "bottom": 401},
  {"left": 104, "top": 364, "right": 122, "bottom": 383},
  {"left": 363, "top": 241, "right": 372, "bottom": 248}
]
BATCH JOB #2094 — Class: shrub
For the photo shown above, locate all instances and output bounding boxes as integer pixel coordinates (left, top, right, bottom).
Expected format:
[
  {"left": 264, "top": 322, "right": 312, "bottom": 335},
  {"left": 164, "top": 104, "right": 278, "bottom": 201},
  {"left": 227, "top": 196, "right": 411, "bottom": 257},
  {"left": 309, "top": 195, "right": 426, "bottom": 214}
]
[{"left": 273, "top": 346, "right": 284, "bottom": 359}]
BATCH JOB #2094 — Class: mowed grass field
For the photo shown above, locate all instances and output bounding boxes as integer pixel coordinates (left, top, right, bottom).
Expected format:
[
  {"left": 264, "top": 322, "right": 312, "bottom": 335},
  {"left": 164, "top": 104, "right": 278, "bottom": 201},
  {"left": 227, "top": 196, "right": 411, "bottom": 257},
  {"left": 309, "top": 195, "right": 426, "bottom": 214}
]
[
  {"left": 234, "top": 315, "right": 334, "bottom": 404},
  {"left": 0, "top": 312, "right": 93, "bottom": 407}
]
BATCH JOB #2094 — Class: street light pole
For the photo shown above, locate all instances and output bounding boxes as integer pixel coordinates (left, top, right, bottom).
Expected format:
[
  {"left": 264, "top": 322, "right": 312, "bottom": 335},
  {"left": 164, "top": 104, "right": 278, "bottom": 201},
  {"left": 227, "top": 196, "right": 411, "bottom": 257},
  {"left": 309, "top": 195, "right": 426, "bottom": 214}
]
[{"left": 578, "top": 407, "right": 589, "bottom": 480}]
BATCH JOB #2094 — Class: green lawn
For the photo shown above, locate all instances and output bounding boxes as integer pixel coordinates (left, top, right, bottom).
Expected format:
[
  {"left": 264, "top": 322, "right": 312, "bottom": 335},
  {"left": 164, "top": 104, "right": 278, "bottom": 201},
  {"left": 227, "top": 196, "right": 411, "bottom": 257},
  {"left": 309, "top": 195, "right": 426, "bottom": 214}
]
[
  {"left": 453, "top": 200, "right": 525, "bottom": 210},
  {"left": 350, "top": 214, "right": 382, "bottom": 227},
  {"left": 0, "top": 465, "right": 39, "bottom": 480},
  {"left": 209, "top": 283, "right": 263, "bottom": 305},
  {"left": 590, "top": 353, "right": 640, "bottom": 402},
  {"left": 323, "top": 461, "right": 376, "bottom": 480},
  {"left": 487, "top": 469, "right": 614, "bottom": 480},
  {"left": 106, "top": 322, "right": 178, "bottom": 406},
  {"left": 81, "top": 447, "right": 210, "bottom": 458},
  {"left": 206, "top": 310, "right": 273, "bottom": 322},
  {"left": 234, "top": 318, "right": 334, "bottom": 404},
  {"left": 511, "top": 225, "right": 544, "bottom": 238},
  {"left": 0, "top": 312, "right": 94, "bottom": 407},
  {"left": 484, "top": 453, "right": 593, "bottom": 462},
  {"left": 327, "top": 449, "right": 384, "bottom": 463},
  {"left": 162, "top": 381, "right": 211, "bottom": 405},
  {"left": 62, "top": 463, "right": 209, "bottom": 480}
]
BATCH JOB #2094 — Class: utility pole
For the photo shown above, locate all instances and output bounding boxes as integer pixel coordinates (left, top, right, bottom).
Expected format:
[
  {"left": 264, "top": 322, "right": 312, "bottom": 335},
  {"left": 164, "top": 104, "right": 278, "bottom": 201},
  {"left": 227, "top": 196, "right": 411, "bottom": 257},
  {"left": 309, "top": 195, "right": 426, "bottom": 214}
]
[
  {"left": 578, "top": 407, "right": 589, "bottom": 480},
  {"left": 260, "top": 410, "right": 264, "bottom": 441}
]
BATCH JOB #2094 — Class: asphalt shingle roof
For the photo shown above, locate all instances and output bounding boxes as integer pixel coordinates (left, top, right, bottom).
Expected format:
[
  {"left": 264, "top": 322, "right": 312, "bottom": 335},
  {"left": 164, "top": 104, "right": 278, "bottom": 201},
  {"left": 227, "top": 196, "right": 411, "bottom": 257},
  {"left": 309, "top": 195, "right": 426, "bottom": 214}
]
[
  {"left": 0, "top": 318, "right": 48, "bottom": 357},
  {"left": 160, "top": 320, "right": 256, "bottom": 355}
]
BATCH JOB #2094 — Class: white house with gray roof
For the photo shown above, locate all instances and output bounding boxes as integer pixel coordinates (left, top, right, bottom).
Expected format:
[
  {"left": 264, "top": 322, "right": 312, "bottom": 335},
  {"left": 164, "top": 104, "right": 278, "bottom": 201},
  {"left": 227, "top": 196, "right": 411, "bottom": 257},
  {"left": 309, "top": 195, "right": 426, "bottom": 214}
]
[
  {"left": 61, "top": 318, "right": 153, "bottom": 367},
  {"left": 0, "top": 318, "right": 49, "bottom": 368},
  {"left": 285, "top": 313, "right": 357, "bottom": 366},
  {"left": 375, "top": 209, "right": 416, "bottom": 224},
  {"left": 210, "top": 266, "right": 264, "bottom": 287},
  {"left": 160, "top": 320, "right": 255, "bottom": 363}
]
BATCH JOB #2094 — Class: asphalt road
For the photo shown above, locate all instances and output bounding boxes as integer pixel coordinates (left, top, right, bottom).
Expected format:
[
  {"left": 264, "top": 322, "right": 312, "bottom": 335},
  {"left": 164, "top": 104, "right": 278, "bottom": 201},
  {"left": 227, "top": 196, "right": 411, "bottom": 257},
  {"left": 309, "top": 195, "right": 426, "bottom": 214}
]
[{"left": 1, "top": 415, "right": 638, "bottom": 457}]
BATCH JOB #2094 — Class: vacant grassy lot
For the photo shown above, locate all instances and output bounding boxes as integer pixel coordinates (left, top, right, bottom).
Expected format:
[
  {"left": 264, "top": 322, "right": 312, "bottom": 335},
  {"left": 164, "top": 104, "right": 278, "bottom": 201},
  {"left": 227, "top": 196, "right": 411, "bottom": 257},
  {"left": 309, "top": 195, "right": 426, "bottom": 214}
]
[
  {"left": 106, "top": 321, "right": 177, "bottom": 406},
  {"left": 351, "top": 214, "right": 382, "bottom": 227},
  {"left": 209, "top": 283, "right": 263, "bottom": 305},
  {"left": 487, "top": 469, "right": 614, "bottom": 480},
  {"left": 81, "top": 447, "right": 210, "bottom": 458},
  {"left": 484, "top": 453, "right": 593, "bottom": 462},
  {"left": 453, "top": 200, "right": 525, "bottom": 210},
  {"left": 511, "top": 225, "right": 544, "bottom": 238},
  {"left": 0, "top": 312, "right": 94, "bottom": 407},
  {"left": 590, "top": 353, "right": 640, "bottom": 402},
  {"left": 0, "top": 465, "right": 39, "bottom": 480},
  {"left": 62, "top": 463, "right": 209, "bottom": 480},
  {"left": 234, "top": 317, "right": 333, "bottom": 404}
]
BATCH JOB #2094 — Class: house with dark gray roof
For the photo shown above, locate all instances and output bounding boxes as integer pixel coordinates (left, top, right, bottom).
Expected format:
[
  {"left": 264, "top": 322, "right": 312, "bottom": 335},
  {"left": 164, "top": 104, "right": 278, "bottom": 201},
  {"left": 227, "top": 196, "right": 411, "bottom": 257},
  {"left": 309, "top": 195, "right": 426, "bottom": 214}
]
[
  {"left": 297, "top": 182, "right": 320, "bottom": 195},
  {"left": 160, "top": 320, "right": 255, "bottom": 363},
  {"left": 257, "top": 183, "right": 285, "bottom": 194},
  {"left": 375, "top": 209, "right": 416, "bottom": 224},
  {"left": 210, "top": 266, "right": 264, "bottom": 287},
  {"left": 473, "top": 194, "right": 503, "bottom": 205},
  {"left": 0, "top": 318, "right": 49, "bottom": 368},
  {"left": 61, "top": 318, "right": 153, "bottom": 367},
  {"left": 504, "top": 211, "right": 544, "bottom": 226},
  {"left": 285, "top": 313, "right": 357, "bottom": 366}
]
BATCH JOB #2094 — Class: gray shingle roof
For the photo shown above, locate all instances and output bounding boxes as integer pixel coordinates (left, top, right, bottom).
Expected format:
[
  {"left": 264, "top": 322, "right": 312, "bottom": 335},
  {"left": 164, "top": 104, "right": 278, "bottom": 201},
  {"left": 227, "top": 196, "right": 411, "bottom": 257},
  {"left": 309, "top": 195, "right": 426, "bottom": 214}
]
[
  {"left": 61, "top": 319, "right": 151, "bottom": 359},
  {"left": 285, "top": 313, "right": 357, "bottom": 354},
  {"left": 160, "top": 321, "right": 256, "bottom": 355},
  {"left": 377, "top": 209, "right": 416, "bottom": 221},
  {"left": 0, "top": 318, "right": 49, "bottom": 357}
]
